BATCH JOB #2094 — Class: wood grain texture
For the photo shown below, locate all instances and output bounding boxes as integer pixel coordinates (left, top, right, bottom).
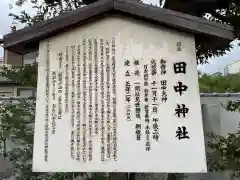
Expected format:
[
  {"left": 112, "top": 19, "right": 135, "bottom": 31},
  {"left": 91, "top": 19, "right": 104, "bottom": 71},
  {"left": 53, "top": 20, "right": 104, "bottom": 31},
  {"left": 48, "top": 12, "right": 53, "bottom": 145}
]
[
  {"left": 114, "top": 0, "right": 233, "bottom": 39},
  {"left": 3, "top": 0, "right": 234, "bottom": 54},
  {"left": 134, "top": 173, "right": 168, "bottom": 180},
  {"left": 109, "top": 172, "right": 128, "bottom": 180}
]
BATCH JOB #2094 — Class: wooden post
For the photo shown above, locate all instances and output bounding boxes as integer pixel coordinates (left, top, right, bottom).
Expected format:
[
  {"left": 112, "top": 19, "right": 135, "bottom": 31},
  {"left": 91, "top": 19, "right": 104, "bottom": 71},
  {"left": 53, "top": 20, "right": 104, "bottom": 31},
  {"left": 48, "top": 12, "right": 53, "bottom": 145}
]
[
  {"left": 0, "top": 156, "right": 14, "bottom": 179},
  {"left": 109, "top": 173, "right": 128, "bottom": 180}
]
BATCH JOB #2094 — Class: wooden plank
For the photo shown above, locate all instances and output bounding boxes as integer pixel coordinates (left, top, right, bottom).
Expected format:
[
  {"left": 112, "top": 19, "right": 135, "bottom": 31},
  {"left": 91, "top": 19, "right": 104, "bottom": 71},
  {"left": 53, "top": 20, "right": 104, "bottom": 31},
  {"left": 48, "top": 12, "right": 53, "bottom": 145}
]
[
  {"left": 0, "top": 156, "right": 14, "bottom": 179},
  {"left": 114, "top": 0, "right": 233, "bottom": 40},
  {"left": 134, "top": 173, "right": 168, "bottom": 180},
  {"left": 3, "top": 0, "right": 234, "bottom": 54},
  {"left": 3, "top": 0, "right": 114, "bottom": 51},
  {"left": 109, "top": 172, "right": 128, "bottom": 180}
]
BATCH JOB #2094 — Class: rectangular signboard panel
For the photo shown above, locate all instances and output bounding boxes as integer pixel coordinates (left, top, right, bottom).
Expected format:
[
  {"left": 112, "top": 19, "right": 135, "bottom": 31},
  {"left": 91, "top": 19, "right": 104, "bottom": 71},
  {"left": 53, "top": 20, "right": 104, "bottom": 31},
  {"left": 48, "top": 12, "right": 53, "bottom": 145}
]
[{"left": 33, "top": 17, "right": 207, "bottom": 172}]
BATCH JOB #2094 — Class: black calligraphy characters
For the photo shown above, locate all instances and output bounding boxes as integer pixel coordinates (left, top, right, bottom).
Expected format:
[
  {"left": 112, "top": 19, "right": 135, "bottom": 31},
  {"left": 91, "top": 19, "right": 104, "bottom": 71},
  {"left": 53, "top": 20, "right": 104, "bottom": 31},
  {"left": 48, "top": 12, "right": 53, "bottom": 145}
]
[
  {"left": 125, "top": 70, "right": 131, "bottom": 77},
  {"left": 173, "top": 62, "right": 187, "bottom": 74},
  {"left": 135, "top": 124, "right": 141, "bottom": 141},
  {"left": 173, "top": 57, "right": 190, "bottom": 140},
  {"left": 134, "top": 59, "right": 140, "bottom": 66},
  {"left": 176, "top": 42, "right": 182, "bottom": 52},
  {"left": 176, "top": 126, "right": 190, "bottom": 140},
  {"left": 160, "top": 59, "right": 166, "bottom": 75},
  {"left": 152, "top": 117, "right": 159, "bottom": 141},
  {"left": 160, "top": 80, "right": 167, "bottom": 102},
  {"left": 125, "top": 59, "right": 130, "bottom": 66},
  {"left": 151, "top": 59, "right": 157, "bottom": 76},
  {"left": 175, "top": 104, "right": 189, "bottom": 118},
  {"left": 174, "top": 81, "right": 188, "bottom": 96},
  {"left": 160, "top": 59, "right": 167, "bottom": 103}
]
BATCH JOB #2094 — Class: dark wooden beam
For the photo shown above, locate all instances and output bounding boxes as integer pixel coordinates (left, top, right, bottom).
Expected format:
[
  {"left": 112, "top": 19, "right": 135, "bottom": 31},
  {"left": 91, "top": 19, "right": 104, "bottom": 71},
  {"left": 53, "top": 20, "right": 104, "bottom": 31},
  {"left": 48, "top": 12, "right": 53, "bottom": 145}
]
[
  {"left": 2, "top": 0, "right": 234, "bottom": 54},
  {"left": 109, "top": 172, "right": 128, "bottom": 180},
  {"left": 164, "top": 0, "right": 231, "bottom": 16}
]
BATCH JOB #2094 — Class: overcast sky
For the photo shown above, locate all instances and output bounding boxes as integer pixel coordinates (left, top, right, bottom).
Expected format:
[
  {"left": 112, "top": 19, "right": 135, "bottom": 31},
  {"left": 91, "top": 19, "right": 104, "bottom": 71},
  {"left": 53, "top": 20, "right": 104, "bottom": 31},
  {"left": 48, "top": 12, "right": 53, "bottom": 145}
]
[{"left": 0, "top": 0, "right": 239, "bottom": 74}]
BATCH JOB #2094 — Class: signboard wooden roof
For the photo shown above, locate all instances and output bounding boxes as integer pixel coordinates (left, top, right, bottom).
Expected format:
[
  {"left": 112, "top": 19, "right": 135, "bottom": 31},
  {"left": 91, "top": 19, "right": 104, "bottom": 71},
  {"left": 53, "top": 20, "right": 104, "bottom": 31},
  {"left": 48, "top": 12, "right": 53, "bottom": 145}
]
[
  {"left": 31, "top": 0, "right": 210, "bottom": 172},
  {"left": 2, "top": 0, "right": 234, "bottom": 54}
]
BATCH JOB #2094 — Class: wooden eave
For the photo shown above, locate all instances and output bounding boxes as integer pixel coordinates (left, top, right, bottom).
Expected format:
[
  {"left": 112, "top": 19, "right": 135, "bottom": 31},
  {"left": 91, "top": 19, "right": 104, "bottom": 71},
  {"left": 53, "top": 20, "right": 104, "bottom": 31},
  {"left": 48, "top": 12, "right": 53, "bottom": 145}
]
[{"left": 2, "top": 0, "right": 234, "bottom": 54}]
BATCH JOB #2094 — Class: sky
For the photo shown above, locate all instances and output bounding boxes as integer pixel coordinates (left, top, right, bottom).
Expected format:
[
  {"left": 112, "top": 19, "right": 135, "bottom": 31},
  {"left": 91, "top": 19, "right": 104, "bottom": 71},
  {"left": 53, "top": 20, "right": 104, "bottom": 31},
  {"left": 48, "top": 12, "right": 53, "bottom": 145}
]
[
  {"left": 198, "top": 41, "right": 240, "bottom": 74},
  {"left": 0, "top": 0, "right": 239, "bottom": 74},
  {"left": 0, "top": 0, "right": 36, "bottom": 56}
]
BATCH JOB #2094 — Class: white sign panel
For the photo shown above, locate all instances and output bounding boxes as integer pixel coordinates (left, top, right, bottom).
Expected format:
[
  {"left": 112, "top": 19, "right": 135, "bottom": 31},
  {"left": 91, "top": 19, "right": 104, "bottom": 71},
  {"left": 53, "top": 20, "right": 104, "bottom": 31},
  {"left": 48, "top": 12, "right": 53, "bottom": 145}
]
[{"left": 33, "top": 17, "right": 207, "bottom": 173}]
